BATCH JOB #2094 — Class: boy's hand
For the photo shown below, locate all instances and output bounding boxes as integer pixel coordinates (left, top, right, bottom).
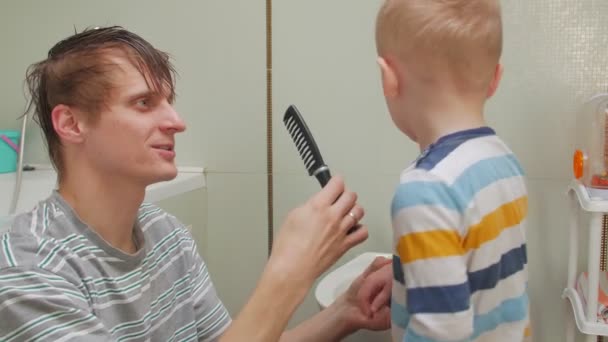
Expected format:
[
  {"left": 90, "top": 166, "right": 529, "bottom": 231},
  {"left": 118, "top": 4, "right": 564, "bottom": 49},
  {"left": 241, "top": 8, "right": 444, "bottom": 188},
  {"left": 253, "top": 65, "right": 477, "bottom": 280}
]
[
  {"left": 356, "top": 257, "right": 393, "bottom": 316},
  {"left": 335, "top": 256, "right": 393, "bottom": 334}
]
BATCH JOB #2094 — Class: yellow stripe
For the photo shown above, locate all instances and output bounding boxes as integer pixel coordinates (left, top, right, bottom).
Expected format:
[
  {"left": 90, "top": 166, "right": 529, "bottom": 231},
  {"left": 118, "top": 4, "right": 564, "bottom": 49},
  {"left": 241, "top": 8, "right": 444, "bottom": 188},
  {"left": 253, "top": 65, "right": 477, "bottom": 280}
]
[
  {"left": 397, "top": 229, "right": 464, "bottom": 263},
  {"left": 524, "top": 324, "right": 532, "bottom": 337},
  {"left": 463, "top": 196, "right": 528, "bottom": 251}
]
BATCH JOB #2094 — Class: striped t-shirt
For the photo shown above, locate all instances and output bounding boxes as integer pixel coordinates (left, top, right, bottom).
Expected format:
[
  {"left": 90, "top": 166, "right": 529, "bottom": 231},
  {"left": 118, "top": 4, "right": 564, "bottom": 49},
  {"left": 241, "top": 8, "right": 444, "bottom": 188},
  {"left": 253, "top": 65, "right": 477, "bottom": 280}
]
[
  {"left": 390, "top": 127, "right": 530, "bottom": 341},
  {"left": 0, "top": 191, "right": 231, "bottom": 341}
]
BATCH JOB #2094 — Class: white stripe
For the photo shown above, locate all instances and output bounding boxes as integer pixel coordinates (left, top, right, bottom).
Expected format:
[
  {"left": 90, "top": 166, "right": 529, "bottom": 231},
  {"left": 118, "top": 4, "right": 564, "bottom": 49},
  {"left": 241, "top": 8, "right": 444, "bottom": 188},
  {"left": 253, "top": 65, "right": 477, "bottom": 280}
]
[
  {"left": 203, "top": 318, "right": 231, "bottom": 342},
  {"left": 142, "top": 213, "right": 168, "bottom": 232},
  {"left": 471, "top": 267, "right": 528, "bottom": 314},
  {"left": 29, "top": 205, "right": 41, "bottom": 244},
  {"left": 111, "top": 289, "right": 192, "bottom": 336},
  {"left": 109, "top": 275, "right": 194, "bottom": 334},
  {"left": 192, "top": 282, "right": 212, "bottom": 306},
  {"left": 432, "top": 136, "right": 512, "bottom": 184},
  {"left": 198, "top": 309, "right": 230, "bottom": 338},
  {"left": 49, "top": 230, "right": 193, "bottom": 294},
  {"left": 54, "top": 234, "right": 194, "bottom": 284},
  {"left": 92, "top": 249, "right": 190, "bottom": 309},
  {"left": 391, "top": 281, "right": 407, "bottom": 308},
  {"left": 24, "top": 314, "right": 97, "bottom": 342},
  {"left": 41, "top": 203, "right": 48, "bottom": 234},
  {"left": 401, "top": 255, "right": 468, "bottom": 288},
  {"left": 463, "top": 176, "right": 527, "bottom": 229},
  {"left": 3, "top": 234, "right": 16, "bottom": 267},
  {"left": 399, "top": 168, "right": 444, "bottom": 183},
  {"left": 392, "top": 205, "right": 462, "bottom": 236},
  {"left": 120, "top": 293, "right": 193, "bottom": 342},
  {"left": 408, "top": 308, "right": 474, "bottom": 341},
  {"left": 0, "top": 292, "right": 87, "bottom": 313},
  {"left": 52, "top": 322, "right": 107, "bottom": 342}
]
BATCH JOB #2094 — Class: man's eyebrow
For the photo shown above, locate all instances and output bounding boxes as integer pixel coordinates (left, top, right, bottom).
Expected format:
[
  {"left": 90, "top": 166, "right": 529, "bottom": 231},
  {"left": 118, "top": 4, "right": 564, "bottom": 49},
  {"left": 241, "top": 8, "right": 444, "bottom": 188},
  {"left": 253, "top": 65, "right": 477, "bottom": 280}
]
[{"left": 125, "top": 90, "right": 156, "bottom": 102}]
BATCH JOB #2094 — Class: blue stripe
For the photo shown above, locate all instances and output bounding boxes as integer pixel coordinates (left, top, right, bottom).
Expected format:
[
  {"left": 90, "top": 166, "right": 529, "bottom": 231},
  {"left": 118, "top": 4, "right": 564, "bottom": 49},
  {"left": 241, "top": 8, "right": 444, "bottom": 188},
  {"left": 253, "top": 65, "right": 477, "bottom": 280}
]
[
  {"left": 472, "top": 292, "right": 529, "bottom": 339},
  {"left": 391, "top": 181, "right": 461, "bottom": 217},
  {"left": 468, "top": 244, "right": 528, "bottom": 293},
  {"left": 391, "top": 154, "right": 524, "bottom": 217},
  {"left": 393, "top": 255, "right": 405, "bottom": 285},
  {"left": 392, "top": 299, "right": 470, "bottom": 342},
  {"left": 407, "top": 282, "right": 470, "bottom": 314},
  {"left": 391, "top": 298, "right": 410, "bottom": 330},
  {"left": 417, "top": 127, "right": 496, "bottom": 171}
]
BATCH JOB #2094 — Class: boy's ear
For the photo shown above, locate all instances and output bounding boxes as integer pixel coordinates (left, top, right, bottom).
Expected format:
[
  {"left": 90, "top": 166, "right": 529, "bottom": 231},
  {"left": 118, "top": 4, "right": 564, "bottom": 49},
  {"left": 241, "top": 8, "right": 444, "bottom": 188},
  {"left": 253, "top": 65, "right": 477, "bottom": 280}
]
[
  {"left": 51, "top": 104, "right": 86, "bottom": 144},
  {"left": 487, "top": 63, "right": 504, "bottom": 99},
  {"left": 377, "top": 57, "right": 400, "bottom": 99}
]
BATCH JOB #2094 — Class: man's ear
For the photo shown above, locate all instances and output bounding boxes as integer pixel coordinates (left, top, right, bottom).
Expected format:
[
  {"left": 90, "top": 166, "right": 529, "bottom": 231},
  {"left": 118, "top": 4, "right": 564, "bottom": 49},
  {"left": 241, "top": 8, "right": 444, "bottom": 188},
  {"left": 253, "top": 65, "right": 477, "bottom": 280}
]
[
  {"left": 487, "top": 63, "right": 504, "bottom": 99},
  {"left": 51, "top": 104, "right": 86, "bottom": 144},
  {"left": 377, "top": 57, "right": 400, "bottom": 99}
]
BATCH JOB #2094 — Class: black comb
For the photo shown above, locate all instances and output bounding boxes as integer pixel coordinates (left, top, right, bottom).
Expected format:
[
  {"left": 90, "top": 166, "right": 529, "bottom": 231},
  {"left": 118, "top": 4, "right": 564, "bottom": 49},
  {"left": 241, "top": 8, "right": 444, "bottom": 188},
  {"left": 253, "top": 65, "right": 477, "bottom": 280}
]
[{"left": 283, "top": 105, "right": 332, "bottom": 187}]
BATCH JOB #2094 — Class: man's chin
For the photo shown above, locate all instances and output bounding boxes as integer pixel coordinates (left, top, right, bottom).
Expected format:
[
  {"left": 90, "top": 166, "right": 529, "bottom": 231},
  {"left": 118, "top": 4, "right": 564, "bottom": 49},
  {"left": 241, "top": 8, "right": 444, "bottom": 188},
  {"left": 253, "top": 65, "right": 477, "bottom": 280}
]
[{"left": 145, "top": 167, "right": 178, "bottom": 185}]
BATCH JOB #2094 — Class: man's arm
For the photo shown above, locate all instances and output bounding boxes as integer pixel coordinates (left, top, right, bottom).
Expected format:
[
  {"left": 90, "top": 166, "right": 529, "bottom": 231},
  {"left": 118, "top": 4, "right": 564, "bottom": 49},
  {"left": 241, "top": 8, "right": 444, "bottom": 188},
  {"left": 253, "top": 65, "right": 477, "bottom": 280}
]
[
  {"left": 0, "top": 267, "right": 112, "bottom": 341},
  {"left": 279, "top": 256, "right": 393, "bottom": 342},
  {"left": 219, "top": 176, "right": 369, "bottom": 342},
  {"left": 279, "top": 300, "right": 351, "bottom": 342}
]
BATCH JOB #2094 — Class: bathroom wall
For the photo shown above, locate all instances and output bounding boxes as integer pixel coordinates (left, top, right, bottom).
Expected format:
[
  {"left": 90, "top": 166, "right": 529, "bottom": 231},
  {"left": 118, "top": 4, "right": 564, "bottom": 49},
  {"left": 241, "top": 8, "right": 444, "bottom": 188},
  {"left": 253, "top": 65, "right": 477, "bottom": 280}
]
[
  {"left": 1, "top": 1, "right": 607, "bottom": 340},
  {"left": 272, "top": 1, "right": 608, "bottom": 341}
]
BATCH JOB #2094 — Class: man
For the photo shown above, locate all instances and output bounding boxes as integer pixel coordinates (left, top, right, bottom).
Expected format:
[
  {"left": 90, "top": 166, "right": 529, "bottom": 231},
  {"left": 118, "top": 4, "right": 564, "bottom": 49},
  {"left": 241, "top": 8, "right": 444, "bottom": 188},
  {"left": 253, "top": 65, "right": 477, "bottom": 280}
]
[{"left": 0, "top": 26, "right": 390, "bottom": 341}]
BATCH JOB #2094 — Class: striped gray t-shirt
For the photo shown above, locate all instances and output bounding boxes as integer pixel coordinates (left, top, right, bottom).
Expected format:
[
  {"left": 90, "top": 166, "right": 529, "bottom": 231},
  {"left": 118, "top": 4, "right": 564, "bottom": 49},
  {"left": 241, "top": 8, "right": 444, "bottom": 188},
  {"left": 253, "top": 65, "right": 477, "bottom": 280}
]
[{"left": 0, "top": 191, "right": 231, "bottom": 341}]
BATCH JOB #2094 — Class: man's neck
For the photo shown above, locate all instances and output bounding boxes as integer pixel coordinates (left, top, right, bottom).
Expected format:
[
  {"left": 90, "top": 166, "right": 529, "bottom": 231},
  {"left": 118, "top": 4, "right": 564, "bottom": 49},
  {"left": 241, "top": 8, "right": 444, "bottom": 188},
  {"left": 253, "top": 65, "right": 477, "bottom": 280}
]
[{"left": 58, "top": 166, "right": 145, "bottom": 254}]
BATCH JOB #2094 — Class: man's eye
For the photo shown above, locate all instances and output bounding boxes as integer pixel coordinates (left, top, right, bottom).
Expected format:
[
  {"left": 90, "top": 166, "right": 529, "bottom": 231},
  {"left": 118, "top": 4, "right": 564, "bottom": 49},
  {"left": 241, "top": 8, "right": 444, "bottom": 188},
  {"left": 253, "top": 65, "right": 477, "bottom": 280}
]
[{"left": 136, "top": 99, "right": 149, "bottom": 107}]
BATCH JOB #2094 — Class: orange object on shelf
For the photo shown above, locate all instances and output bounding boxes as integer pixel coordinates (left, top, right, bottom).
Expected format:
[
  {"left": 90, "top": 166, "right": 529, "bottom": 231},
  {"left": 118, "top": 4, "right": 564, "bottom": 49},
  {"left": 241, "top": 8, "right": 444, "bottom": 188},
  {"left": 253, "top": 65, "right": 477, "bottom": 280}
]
[
  {"left": 592, "top": 174, "right": 608, "bottom": 188},
  {"left": 573, "top": 94, "right": 608, "bottom": 195},
  {"left": 574, "top": 149, "right": 584, "bottom": 179}
]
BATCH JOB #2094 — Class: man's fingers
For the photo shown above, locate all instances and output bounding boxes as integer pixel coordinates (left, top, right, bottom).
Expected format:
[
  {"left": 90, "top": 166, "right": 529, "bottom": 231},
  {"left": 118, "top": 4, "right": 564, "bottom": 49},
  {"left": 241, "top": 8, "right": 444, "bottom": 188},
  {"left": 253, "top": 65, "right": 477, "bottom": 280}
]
[{"left": 309, "top": 175, "right": 345, "bottom": 206}]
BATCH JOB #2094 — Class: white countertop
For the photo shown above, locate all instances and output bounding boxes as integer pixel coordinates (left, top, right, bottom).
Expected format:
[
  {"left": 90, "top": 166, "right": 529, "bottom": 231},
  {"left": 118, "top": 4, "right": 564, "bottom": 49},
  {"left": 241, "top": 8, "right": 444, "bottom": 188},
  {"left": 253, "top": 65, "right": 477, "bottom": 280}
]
[{"left": 1, "top": 165, "right": 206, "bottom": 215}]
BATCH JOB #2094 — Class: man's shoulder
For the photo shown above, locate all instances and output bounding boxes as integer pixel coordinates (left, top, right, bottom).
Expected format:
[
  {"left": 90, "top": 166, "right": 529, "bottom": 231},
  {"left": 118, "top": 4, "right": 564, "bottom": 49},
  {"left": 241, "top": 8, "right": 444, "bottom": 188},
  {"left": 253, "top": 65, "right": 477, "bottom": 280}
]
[
  {"left": 136, "top": 203, "right": 193, "bottom": 243},
  {"left": 0, "top": 225, "right": 81, "bottom": 280}
]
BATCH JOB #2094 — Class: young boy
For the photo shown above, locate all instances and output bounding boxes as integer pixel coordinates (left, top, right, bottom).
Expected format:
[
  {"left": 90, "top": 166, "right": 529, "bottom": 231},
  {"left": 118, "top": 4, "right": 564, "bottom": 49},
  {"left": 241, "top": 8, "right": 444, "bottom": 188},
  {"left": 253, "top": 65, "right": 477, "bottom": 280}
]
[{"left": 375, "top": 0, "right": 531, "bottom": 341}]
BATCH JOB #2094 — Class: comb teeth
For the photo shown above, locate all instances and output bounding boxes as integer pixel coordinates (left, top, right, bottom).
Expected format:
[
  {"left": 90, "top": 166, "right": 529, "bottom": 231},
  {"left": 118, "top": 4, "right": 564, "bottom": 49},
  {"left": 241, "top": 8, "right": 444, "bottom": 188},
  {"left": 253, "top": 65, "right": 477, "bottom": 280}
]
[
  {"left": 283, "top": 105, "right": 328, "bottom": 177},
  {"left": 284, "top": 116, "right": 316, "bottom": 170}
]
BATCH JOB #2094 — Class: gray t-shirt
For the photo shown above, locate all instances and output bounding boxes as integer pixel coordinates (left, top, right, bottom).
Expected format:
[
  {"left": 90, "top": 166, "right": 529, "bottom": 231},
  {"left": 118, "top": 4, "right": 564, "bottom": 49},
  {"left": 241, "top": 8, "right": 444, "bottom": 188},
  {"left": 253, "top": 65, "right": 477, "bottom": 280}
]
[{"left": 0, "top": 191, "right": 231, "bottom": 341}]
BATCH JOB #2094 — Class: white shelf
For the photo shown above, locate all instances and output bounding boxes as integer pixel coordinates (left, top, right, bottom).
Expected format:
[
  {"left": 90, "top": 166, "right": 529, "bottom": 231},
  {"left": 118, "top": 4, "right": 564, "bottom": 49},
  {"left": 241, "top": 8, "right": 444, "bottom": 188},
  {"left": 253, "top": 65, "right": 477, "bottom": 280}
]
[
  {"left": 565, "top": 181, "right": 608, "bottom": 341},
  {"left": 0, "top": 165, "right": 206, "bottom": 215},
  {"left": 563, "top": 288, "right": 608, "bottom": 336},
  {"left": 569, "top": 180, "right": 608, "bottom": 212}
]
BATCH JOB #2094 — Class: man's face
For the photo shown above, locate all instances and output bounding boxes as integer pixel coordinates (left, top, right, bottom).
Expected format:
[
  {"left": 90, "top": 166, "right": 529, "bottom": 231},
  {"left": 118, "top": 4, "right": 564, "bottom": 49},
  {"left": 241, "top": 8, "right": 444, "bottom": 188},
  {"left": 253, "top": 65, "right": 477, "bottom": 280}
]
[{"left": 80, "top": 54, "right": 186, "bottom": 186}]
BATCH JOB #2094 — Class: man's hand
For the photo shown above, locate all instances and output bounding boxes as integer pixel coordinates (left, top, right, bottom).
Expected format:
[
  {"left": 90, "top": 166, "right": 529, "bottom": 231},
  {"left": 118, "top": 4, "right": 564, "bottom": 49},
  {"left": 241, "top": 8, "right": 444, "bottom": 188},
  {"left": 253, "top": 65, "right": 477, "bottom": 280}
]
[
  {"left": 269, "top": 176, "right": 369, "bottom": 291},
  {"left": 334, "top": 256, "right": 393, "bottom": 334}
]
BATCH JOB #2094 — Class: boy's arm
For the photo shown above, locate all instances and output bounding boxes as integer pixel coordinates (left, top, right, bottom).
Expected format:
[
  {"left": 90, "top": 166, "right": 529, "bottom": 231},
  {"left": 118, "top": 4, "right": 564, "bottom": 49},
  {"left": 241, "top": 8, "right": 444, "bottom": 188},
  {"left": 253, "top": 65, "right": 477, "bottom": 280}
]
[{"left": 392, "top": 176, "right": 473, "bottom": 341}]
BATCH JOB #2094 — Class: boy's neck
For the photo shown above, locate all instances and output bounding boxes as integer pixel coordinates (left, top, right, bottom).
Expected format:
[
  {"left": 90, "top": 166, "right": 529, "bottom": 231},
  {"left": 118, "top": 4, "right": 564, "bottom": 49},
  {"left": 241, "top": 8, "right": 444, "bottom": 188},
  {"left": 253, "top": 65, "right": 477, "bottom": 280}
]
[
  {"left": 58, "top": 165, "right": 145, "bottom": 254},
  {"left": 410, "top": 99, "right": 487, "bottom": 152}
]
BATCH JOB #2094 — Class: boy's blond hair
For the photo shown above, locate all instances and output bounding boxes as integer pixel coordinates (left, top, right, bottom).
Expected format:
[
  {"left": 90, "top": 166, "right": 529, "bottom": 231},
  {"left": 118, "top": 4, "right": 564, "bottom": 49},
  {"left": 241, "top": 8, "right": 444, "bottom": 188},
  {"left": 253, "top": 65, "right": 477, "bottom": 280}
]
[{"left": 375, "top": 0, "right": 502, "bottom": 93}]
